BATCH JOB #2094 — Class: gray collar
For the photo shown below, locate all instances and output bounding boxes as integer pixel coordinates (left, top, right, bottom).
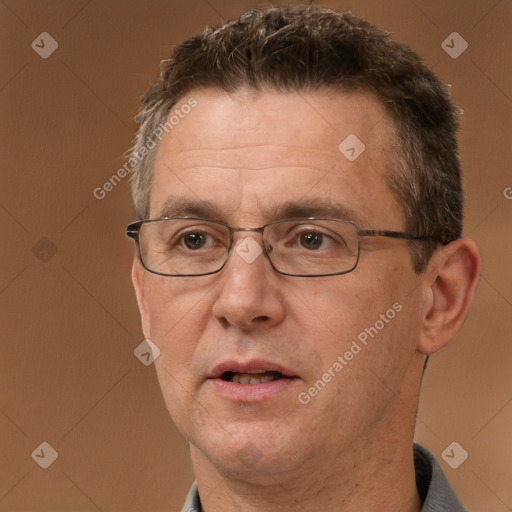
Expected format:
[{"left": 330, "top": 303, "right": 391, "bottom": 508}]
[{"left": 414, "top": 443, "right": 467, "bottom": 511}]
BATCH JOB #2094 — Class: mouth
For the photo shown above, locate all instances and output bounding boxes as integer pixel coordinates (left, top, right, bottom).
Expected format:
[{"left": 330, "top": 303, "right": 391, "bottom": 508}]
[
  {"left": 220, "top": 370, "right": 286, "bottom": 385},
  {"left": 208, "top": 360, "right": 299, "bottom": 401}
]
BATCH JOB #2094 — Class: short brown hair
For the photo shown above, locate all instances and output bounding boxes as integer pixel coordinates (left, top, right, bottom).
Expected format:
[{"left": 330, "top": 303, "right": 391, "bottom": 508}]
[{"left": 129, "top": 5, "right": 463, "bottom": 272}]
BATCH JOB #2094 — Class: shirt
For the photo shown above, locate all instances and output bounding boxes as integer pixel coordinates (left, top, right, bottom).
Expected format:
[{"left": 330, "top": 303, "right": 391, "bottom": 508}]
[{"left": 180, "top": 443, "right": 467, "bottom": 511}]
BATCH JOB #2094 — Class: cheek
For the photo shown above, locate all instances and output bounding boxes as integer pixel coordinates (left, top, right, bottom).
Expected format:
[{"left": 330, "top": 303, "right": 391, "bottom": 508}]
[
  {"left": 294, "top": 263, "right": 417, "bottom": 385},
  {"left": 287, "top": 272, "right": 392, "bottom": 341},
  {"left": 147, "top": 281, "right": 214, "bottom": 429},
  {"left": 296, "top": 300, "right": 416, "bottom": 438},
  {"left": 144, "top": 279, "right": 212, "bottom": 369}
]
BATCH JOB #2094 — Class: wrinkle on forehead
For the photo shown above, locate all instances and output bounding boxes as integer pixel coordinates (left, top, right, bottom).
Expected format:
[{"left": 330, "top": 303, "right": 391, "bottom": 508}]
[{"left": 171, "top": 144, "right": 339, "bottom": 173}]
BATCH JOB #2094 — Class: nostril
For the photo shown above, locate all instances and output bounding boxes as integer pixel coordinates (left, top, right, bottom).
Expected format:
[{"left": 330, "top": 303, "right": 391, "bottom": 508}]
[{"left": 254, "top": 315, "right": 270, "bottom": 323}]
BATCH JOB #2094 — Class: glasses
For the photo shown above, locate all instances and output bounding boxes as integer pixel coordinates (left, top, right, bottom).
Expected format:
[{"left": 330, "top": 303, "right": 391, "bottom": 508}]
[{"left": 126, "top": 217, "right": 436, "bottom": 278}]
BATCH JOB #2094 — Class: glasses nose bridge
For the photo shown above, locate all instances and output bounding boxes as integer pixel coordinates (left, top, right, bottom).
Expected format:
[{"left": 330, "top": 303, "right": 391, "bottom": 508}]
[
  {"left": 230, "top": 225, "right": 266, "bottom": 241},
  {"left": 228, "top": 225, "right": 269, "bottom": 259}
]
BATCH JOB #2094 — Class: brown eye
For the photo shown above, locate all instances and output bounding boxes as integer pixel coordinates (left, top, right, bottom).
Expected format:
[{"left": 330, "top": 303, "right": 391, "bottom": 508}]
[
  {"left": 183, "top": 232, "right": 209, "bottom": 249},
  {"left": 299, "top": 231, "right": 323, "bottom": 250}
]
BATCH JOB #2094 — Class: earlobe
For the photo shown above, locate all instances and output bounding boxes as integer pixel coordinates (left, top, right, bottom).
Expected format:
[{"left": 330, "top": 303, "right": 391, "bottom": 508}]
[
  {"left": 418, "top": 238, "right": 480, "bottom": 355},
  {"left": 132, "top": 260, "right": 151, "bottom": 340}
]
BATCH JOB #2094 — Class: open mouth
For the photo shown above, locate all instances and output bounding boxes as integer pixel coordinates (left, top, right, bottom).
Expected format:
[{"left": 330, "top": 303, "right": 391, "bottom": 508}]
[
  {"left": 221, "top": 370, "right": 286, "bottom": 385},
  {"left": 210, "top": 361, "right": 297, "bottom": 400}
]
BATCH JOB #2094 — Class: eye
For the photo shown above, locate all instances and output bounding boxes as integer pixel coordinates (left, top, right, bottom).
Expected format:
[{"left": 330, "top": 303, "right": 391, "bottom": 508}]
[
  {"left": 181, "top": 231, "right": 214, "bottom": 250},
  {"left": 271, "top": 221, "right": 352, "bottom": 255},
  {"left": 299, "top": 231, "right": 325, "bottom": 250}
]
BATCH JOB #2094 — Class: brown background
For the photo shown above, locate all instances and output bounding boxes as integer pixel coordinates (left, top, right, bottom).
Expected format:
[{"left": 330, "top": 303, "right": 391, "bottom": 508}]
[{"left": 0, "top": 0, "right": 510, "bottom": 510}]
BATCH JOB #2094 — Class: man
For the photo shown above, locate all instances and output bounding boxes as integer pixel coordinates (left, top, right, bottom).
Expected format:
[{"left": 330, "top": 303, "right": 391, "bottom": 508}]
[{"left": 127, "top": 6, "right": 480, "bottom": 511}]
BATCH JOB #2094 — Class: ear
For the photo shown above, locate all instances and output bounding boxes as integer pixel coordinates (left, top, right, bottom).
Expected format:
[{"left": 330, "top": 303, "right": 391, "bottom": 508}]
[
  {"left": 418, "top": 237, "right": 480, "bottom": 355},
  {"left": 132, "top": 259, "right": 151, "bottom": 340}
]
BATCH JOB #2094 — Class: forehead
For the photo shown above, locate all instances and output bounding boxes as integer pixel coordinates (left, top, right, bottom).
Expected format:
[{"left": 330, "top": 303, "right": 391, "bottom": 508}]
[{"left": 150, "top": 88, "right": 403, "bottom": 227}]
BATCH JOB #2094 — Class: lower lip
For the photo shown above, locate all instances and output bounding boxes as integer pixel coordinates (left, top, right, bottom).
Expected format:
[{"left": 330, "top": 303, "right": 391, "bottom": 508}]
[{"left": 208, "top": 377, "right": 299, "bottom": 402}]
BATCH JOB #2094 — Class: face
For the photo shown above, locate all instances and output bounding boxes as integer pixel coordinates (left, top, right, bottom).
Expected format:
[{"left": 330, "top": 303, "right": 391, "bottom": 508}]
[{"left": 132, "top": 89, "right": 428, "bottom": 481}]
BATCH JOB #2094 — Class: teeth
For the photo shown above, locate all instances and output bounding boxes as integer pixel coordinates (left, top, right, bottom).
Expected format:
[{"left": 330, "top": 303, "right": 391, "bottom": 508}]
[{"left": 229, "top": 371, "right": 281, "bottom": 384}]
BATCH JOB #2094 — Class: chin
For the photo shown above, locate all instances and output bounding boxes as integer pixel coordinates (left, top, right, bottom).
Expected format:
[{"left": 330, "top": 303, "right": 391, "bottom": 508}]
[{"left": 190, "top": 420, "right": 311, "bottom": 480}]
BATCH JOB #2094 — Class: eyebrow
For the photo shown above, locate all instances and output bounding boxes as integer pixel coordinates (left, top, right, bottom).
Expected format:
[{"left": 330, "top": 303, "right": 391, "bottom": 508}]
[
  {"left": 154, "top": 198, "right": 220, "bottom": 219},
  {"left": 270, "top": 200, "right": 369, "bottom": 226},
  {"left": 154, "top": 197, "right": 369, "bottom": 227}
]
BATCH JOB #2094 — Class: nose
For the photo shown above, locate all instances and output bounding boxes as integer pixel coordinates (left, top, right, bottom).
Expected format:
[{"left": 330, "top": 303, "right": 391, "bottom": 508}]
[{"left": 212, "top": 236, "right": 286, "bottom": 330}]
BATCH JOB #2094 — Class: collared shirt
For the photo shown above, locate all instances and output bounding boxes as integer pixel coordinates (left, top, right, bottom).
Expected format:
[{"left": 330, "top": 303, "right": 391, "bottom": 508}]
[{"left": 180, "top": 443, "right": 467, "bottom": 511}]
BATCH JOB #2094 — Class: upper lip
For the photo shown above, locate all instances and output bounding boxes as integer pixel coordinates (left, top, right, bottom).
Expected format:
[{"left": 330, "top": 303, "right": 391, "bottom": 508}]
[{"left": 208, "top": 359, "right": 298, "bottom": 379}]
